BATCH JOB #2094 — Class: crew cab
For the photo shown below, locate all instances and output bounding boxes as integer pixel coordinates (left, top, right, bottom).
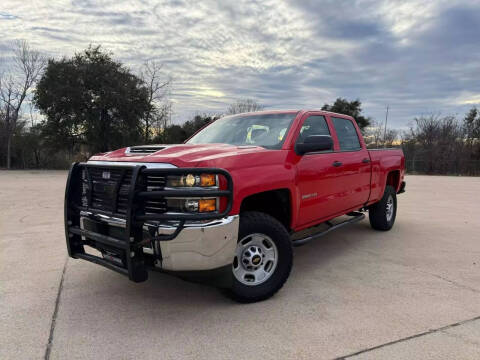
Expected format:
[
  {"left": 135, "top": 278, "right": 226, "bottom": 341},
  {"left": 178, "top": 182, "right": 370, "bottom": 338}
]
[{"left": 65, "top": 110, "right": 405, "bottom": 302}]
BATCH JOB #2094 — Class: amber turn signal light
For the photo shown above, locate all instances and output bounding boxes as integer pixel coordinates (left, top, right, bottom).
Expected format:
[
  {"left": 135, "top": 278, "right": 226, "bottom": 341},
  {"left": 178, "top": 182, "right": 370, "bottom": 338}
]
[
  {"left": 199, "top": 199, "right": 216, "bottom": 212},
  {"left": 200, "top": 174, "right": 217, "bottom": 187}
]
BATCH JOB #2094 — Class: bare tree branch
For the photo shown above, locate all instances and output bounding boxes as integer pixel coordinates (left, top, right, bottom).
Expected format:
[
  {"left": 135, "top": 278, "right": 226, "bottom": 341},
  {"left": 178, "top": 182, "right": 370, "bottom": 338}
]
[
  {"left": 226, "top": 99, "right": 264, "bottom": 115},
  {"left": 0, "top": 40, "right": 45, "bottom": 168},
  {"left": 364, "top": 120, "right": 384, "bottom": 148},
  {"left": 139, "top": 60, "right": 172, "bottom": 142}
]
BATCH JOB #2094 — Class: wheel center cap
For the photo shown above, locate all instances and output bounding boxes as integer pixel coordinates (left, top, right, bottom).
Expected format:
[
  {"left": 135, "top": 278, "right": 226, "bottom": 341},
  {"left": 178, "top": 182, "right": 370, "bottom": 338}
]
[{"left": 241, "top": 246, "right": 263, "bottom": 268}]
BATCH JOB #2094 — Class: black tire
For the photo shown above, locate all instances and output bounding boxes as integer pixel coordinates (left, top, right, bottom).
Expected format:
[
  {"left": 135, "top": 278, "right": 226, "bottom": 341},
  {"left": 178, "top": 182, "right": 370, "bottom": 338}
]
[
  {"left": 229, "top": 211, "right": 293, "bottom": 303},
  {"left": 368, "top": 185, "right": 397, "bottom": 231}
]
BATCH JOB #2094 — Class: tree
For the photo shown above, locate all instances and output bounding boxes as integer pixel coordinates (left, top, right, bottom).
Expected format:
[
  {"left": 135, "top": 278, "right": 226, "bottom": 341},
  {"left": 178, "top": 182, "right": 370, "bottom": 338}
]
[
  {"left": 464, "top": 107, "right": 479, "bottom": 136},
  {"left": 159, "top": 124, "right": 186, "bottom": 144},
  {"left": 364, "top": 120, "right": 384, "bottom": 148},
  {"left": 463, "top": 107, "right": 480, "bottom": 147},
  {"left": 401, "top": 114, "right": 465, "bottom": 174},
  {"left": 181, "top": 114, "right": 219, "bottom": 138},
  {"left": 153, "top": 114, "right": 218, "bottom": 144},
  {"left": 34, "top": 45, "right": 150, "bottom": 154},
  {"left": 139, "top": 61, "right": 172, "bottom": 143},
  {"left": 321, "top": 98, "right": 371, "bottom": 131},
  {"left": 462, "top": 107, "right": 480, "bottom": 166},
  {"left": 384, "top": 129, "right": 399, "bottom": 147},
  {"left": 226, "top": 99, "right": 264, "bottom": 115},
  {"left": 0, "top": 41, "right": 45, "bottom": 168}
]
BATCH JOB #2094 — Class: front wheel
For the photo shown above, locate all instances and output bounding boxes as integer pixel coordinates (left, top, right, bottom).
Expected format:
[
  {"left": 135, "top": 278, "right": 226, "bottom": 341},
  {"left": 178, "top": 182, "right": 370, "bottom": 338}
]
[
  {"left": 229, "top": 211, "right": 293, "bottom": 303},
  {"left": 368, "top": 185, "right": 397, "bottom": 231}
]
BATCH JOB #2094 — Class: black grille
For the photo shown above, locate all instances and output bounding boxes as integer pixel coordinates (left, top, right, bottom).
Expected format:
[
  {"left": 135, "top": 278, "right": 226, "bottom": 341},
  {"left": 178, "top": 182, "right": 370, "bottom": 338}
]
[
  {"left": 80, "top": 167, "right": 168, "bottom": 216},
  {"left": 115, "top": 170, "right": 132, "bottom": 214},
  {"left": 146, "top": 174, "right": 166, "bottom": 190},
  {"left": 144, "top": 199, "right": 168, "bottom": 214},
  {"left": 143, "top": 174, "right": 167, "bottom": 214},
  {"left": 81, "top": 167, "right": 133, "bottom": 214}
]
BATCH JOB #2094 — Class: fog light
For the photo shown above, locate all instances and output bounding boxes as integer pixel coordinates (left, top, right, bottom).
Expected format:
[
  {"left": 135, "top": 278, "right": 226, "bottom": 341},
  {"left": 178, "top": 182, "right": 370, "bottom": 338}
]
[{"left": 199, "top": 199, "right": 216, "bottom": 212}]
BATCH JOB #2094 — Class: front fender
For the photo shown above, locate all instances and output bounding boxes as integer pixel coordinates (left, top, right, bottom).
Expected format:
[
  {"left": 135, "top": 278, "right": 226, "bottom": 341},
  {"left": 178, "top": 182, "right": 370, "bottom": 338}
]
[{"left": 228, "top": 164, "right": 297, "bottom": 227}]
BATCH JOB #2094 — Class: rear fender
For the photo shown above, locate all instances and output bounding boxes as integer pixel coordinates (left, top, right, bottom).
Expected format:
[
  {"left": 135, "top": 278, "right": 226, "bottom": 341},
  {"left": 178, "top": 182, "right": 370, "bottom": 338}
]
[{"left": 369, "top": 156, "right": 403, "bottom": 204}]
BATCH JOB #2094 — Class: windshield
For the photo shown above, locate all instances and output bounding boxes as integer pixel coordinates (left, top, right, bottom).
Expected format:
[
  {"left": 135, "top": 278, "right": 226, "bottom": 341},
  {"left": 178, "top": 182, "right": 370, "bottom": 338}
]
[{"left": 187, "top": 113, "right": 296, "bottom": 149}]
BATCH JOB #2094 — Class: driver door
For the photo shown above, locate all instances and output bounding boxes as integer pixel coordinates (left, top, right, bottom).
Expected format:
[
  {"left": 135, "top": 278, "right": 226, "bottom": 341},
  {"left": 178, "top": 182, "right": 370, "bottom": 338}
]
[{"left": 295, "top": 114, "right": 345, "bottom": 227}]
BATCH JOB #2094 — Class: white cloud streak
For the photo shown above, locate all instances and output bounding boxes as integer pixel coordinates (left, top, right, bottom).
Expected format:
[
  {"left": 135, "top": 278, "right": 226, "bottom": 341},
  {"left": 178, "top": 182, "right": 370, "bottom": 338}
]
[{"left": 0, "top": 0, "right": 478, "bottom": 127}]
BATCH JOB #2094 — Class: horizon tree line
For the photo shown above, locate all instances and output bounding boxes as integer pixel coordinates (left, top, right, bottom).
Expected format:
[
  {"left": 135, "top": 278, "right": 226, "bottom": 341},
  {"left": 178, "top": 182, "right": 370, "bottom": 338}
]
[{"left": 1, "top": 42, "right": 479, "bottom": 175}]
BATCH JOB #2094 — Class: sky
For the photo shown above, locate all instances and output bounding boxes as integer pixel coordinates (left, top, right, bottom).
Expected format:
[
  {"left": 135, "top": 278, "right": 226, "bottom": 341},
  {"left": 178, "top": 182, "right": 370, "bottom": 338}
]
[{"left": 1, "top": 0, "right": 480, "bottom": 128}]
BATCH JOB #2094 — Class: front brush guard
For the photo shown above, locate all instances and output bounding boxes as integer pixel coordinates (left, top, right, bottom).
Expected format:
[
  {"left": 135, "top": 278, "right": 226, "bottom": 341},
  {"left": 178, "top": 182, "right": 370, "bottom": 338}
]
[{"left": 64, "top": 162, "right": 233, "bottom": 282}]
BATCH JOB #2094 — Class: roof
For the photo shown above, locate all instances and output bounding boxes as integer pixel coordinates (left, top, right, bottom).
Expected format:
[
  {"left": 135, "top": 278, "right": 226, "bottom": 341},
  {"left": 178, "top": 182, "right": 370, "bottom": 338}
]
[{"left": 226, "top": 109, "right": 354, "bottom": 119}]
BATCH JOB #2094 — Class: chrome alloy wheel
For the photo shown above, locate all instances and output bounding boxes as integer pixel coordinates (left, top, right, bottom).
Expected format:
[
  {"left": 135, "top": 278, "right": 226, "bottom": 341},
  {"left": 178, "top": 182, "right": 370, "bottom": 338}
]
[
  {"left": 232, "top": 233, "right": 278, "bottom": 286},
  {"left": 386, "top": 195, "right": 394, "bottom": 222}
]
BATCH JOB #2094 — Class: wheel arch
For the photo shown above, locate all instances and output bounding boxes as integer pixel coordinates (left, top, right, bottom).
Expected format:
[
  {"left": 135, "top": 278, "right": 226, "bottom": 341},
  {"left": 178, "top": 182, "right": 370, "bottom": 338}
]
[
  {"left": 239, "top": 189, "right": 292, "bottom": 231},
  {"left": 386, "top": 170, "right": 401, "bottom": 192}
]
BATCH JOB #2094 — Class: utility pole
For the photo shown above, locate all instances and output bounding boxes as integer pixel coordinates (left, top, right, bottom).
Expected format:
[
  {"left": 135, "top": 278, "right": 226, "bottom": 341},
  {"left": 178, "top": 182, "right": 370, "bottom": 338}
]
[{"left": 383, "top": 105, "right": 389, "bottom": 148}]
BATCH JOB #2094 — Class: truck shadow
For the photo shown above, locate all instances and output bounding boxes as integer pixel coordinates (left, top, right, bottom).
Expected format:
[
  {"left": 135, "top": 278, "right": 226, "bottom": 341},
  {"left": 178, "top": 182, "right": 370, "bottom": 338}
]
[
  {"left": 61, "top": 218, "right": 402, "bottom": 339},
  {"left": 73, "top": 216, "right": 403, "bottom": 314},
  {"left": 104, "top": 219, "right": 380, "bottom": 307},
  {"left": 292, "top": 220, "right": 375, "bottom": 275}
]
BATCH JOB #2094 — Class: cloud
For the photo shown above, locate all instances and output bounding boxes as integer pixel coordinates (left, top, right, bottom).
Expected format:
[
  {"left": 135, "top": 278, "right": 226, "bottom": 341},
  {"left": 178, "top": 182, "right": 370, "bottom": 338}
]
[
  {"left": 0, "top": 0, "right": 479, "bottom": 128},
  {"left": 456, "top": 94, "right": 480, "bottom": 105},
  {"left": 0, "top": 12, "right": 18, "bottom": 20}
]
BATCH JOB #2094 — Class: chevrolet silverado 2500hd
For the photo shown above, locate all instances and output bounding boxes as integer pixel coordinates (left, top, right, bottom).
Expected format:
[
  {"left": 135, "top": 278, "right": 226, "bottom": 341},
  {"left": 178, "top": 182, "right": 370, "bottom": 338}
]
[{"left": 65, "top": 110, "right": 405, "bottom": 302}]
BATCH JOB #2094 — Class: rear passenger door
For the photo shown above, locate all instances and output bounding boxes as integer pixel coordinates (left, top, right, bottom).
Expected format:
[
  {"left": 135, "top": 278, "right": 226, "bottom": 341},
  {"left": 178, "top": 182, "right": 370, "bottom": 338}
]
[{"left": 328, "top": 116, "right": 371, "bottom": 211}]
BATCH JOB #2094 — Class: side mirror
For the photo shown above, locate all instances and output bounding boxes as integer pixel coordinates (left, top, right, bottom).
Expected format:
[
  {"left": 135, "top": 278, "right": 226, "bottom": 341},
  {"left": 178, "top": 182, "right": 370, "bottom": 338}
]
[{"left": 295, "top": 135, "right": 333, "bottom": 155}]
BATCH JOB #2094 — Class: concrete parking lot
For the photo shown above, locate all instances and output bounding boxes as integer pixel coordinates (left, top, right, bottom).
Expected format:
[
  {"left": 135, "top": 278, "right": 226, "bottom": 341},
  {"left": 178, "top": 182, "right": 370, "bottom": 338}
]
[{"left": 1, "top": 171, "right": 479, "bottom": 360}]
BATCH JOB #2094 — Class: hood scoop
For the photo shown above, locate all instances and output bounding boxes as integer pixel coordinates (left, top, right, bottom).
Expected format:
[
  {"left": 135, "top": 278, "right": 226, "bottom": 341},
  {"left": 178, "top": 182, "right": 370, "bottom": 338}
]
[{"left": 125, "top": 145, "right": 166, "bottom": 155}]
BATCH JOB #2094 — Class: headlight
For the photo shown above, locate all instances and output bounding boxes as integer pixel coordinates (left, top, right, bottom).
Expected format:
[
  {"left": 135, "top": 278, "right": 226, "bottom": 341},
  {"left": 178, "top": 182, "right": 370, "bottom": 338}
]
[
  {"left": 166, "top": 198, "right": 217, "bottom": 213},
  {"left": 166, "top": 174, "right": 218, "bottom": 187}
]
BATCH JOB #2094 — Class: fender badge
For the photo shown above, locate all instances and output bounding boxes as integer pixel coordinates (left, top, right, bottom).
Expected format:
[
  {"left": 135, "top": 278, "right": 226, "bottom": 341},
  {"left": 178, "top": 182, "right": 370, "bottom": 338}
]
[{"left": 302, "top": 192, "right": 317, "bottom": 200}]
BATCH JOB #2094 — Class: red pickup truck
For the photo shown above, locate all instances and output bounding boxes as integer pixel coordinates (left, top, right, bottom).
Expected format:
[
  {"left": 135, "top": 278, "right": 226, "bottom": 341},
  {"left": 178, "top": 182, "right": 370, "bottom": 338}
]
[{"left": 65, "top": 110, "right": 405, "bottom": 302}]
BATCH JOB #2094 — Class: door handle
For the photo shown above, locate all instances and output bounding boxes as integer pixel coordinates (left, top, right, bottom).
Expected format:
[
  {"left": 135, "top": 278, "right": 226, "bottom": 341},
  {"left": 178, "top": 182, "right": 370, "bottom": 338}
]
[
  {"left": 362, "top": 158, "right": 370, "bottom": 163},
  {"left": 332, "top": 161, "right": 342, "bottom": 167}
]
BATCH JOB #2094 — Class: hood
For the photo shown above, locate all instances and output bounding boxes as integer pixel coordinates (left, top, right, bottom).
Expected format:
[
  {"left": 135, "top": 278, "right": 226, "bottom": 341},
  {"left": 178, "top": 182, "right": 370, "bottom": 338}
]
[{"left": 89, "top": 143, "right": 270, "bottom": 168}]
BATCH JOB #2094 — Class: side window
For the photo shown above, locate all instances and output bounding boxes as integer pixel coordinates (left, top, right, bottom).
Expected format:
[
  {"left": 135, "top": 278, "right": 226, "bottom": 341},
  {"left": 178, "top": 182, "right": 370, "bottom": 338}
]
[
  {"left": 298, "top": 116, "right": 330, "bottom": 142},
  {"left": 331, "top": 117, "right": 361, "bottom": 151}
]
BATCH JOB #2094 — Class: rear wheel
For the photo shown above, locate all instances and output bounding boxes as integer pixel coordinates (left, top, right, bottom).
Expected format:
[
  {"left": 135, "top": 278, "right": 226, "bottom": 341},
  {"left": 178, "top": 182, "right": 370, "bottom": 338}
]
[
  {"left": 369, "top": 185, "right": 397, "bottom": 231},
  {"left": 230, "top": 211, "right": 292, "bottom": 303}
]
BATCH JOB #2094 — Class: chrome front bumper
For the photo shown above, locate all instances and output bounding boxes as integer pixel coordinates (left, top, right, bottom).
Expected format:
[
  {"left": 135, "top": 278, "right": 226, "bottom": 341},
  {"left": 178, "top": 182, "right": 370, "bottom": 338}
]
[
  {"left": 153, "top": 216, "right": 239, "bottom": 271},
  {"left": 80, "top": 212, "right": 239, "bottom": 272}
]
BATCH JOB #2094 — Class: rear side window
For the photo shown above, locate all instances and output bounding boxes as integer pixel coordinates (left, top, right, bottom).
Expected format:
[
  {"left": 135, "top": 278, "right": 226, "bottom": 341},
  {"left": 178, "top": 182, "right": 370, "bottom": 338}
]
[
  {"left": 298, "top": 116, "right": 330, "bottom": 142},
  {"left": 331, "top": 117, "right": 361, "bottom": 151}
]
